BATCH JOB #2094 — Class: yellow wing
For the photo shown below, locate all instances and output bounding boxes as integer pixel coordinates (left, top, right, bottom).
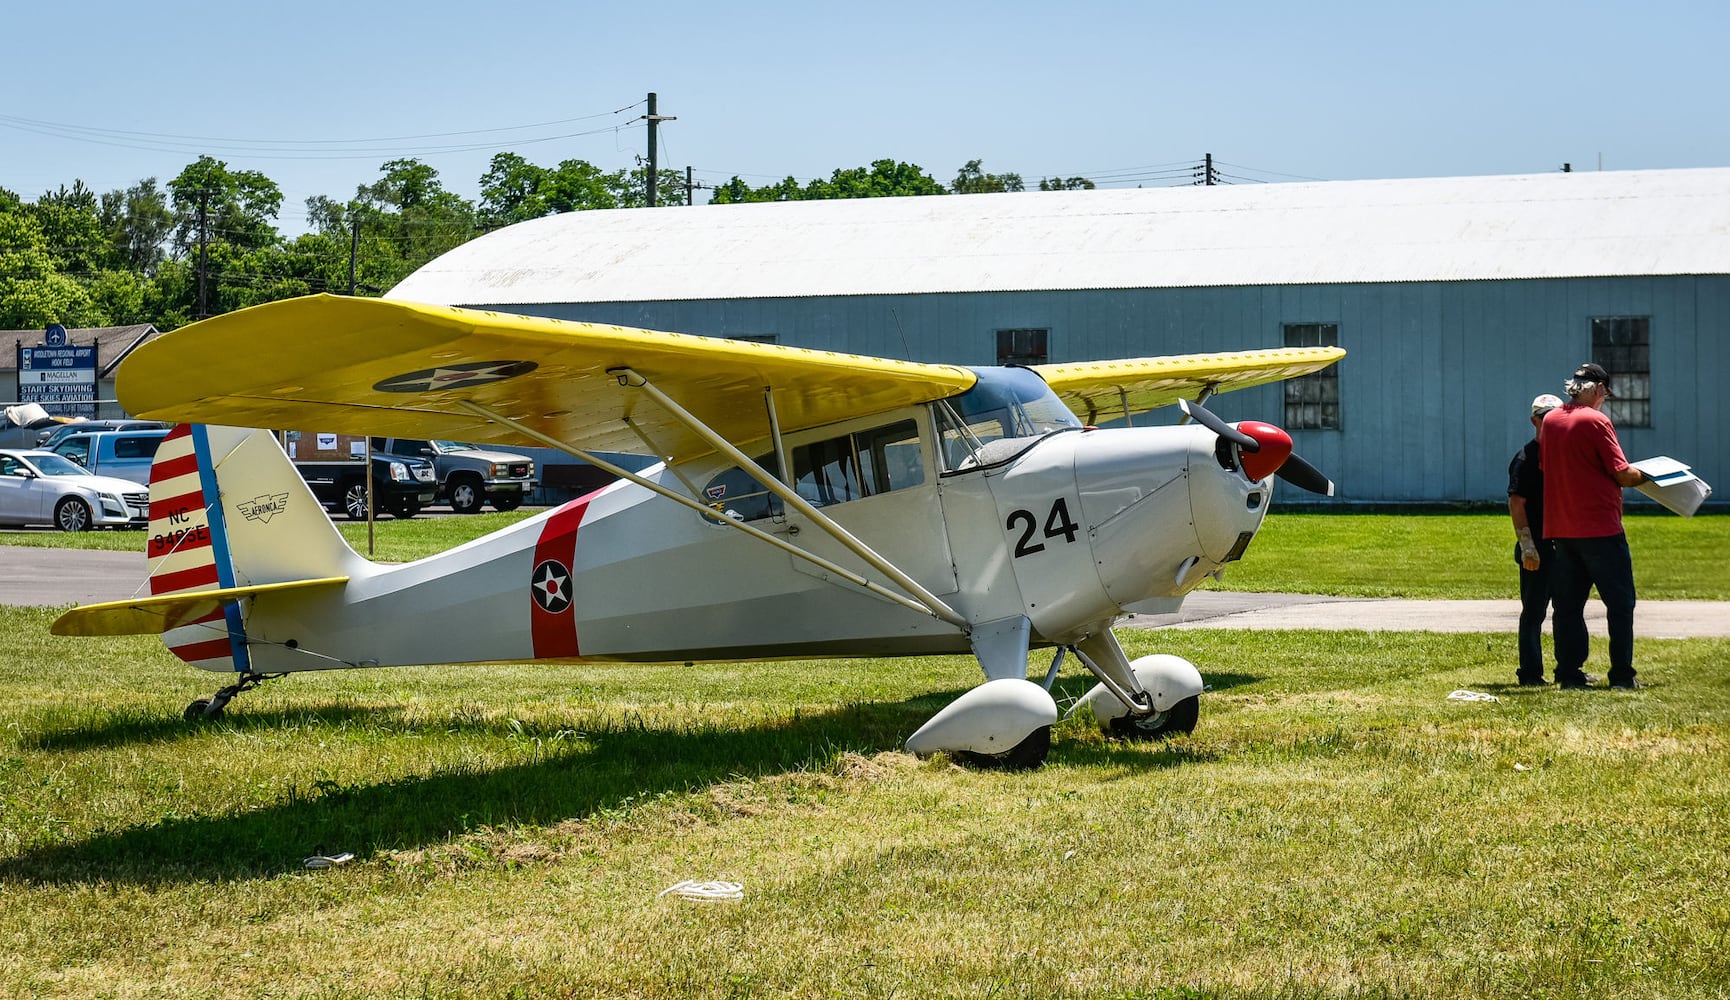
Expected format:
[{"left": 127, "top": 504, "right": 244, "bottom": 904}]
[
  {"left": 51, "top": 577, "right": 348, "bottom": 637},
  {"left": 119, "top": 295, "right": 976, "bottom": 464},
  {"left": 1031, "top": 347, "right": 1346, "bottom": 425}
]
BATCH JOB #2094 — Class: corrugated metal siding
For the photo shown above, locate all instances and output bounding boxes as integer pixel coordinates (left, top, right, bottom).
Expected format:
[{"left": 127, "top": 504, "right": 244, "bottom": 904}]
[{"left": 495, "top": 274, "right": 1727, "bottom": 505}]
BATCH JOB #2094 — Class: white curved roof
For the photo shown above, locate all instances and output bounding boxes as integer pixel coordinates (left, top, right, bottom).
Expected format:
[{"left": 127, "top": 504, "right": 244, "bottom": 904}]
[{"left": 390, "top": 167, "right": 1730, "bottom": 306}]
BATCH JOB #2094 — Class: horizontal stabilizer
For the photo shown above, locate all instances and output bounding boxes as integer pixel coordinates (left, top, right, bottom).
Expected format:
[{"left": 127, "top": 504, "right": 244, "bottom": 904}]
[{"left": 51, "top": 577, "right": 348, "bottom": 637}]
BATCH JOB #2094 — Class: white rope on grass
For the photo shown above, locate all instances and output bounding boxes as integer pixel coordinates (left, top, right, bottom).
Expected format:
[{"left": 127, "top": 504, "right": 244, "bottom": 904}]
[
  {"left": 1446, "top": 689, "right": 1499, "bottom": 703},
  {"left": 659, "top": 879, "right": 743, "bottom": 902}
]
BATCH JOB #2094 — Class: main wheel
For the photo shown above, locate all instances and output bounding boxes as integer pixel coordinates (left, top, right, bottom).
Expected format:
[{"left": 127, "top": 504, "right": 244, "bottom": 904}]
[
  {"left": 955, "top": 725, "right": 1051, "bottom": 771},
  {"left": 490, "top": 494, "right": 522, "bottom": 513},
  {"left": 1107, "top": 696, "right": 1199, "bottom": 741},
  {"left": 449, "top": 477, "right": 484, "bottom": 514},
  {"left": 54, "top": 496, "right": 92, "bottom": 532},
  {"left": 341, "top": 480, "right": 370, "bottom": 521}
]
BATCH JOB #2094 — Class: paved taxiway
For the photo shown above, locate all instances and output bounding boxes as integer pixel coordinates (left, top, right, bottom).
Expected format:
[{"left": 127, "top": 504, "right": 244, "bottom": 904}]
[{"left": 6, "top": 544, "right": 1726, "bottom": 638}]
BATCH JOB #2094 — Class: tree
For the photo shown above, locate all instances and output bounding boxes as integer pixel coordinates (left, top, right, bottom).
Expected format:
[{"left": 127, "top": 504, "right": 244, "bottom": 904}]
[
  {"left": 0, "top": 212, "right": 99, "bottom": 328},
  {"left": 167, "top": 155, "right": 283, "bottom": 258},
  {"left": 30, "top": 181, "right": 106, "bottom": 277},
  {"left": 100, "top": 178, "right": 173, "bottom": 274},
  {"left": 479, "top": 154, "right": 622, "bottom": 227},
  {"left": 1039, "top": 176, "right": 1096, "bottom": 191},
  {"left": 707, "top": 159, "right": 945, "bottom": 204},
  {"left": 951, "top": 160, "right": 1024, "bottom": 194}
]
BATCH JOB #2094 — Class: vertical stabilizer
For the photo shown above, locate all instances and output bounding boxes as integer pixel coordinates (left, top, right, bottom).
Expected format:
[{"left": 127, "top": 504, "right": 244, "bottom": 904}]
[{"left": 147, "top": 424, "right": 360, "bottom": 671}]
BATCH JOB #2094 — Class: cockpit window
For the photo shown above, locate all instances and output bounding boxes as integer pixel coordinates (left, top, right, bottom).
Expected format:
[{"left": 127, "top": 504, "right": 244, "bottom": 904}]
[
  {"left": 701, "top": 418, "right": 926, "bottom": 523},
  {"left": 938, "top": 366, "right": 1081, "bottom": 472}
]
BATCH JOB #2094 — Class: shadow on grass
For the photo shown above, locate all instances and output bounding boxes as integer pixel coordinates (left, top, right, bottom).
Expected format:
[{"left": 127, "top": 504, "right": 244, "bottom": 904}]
[{"left": 2, "top": 684, "right": 1204, "bottom": 886}]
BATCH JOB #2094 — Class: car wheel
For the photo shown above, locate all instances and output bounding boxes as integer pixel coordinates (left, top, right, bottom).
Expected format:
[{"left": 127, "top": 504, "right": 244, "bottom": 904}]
[
  {"left": 449, "top": 477, "right": 484, "bottom": 514},
  {"left": 491, "top": 494, "right": 522, "bottom": 513},
  {"left": 388, "top": 499, "right": 420, "bottom": 519},
  {"left": 55, "top": 496, "right": 92, "bottom": 532},
  {"left": 341, "top": 480, "right": 370, "bottom": 521}
]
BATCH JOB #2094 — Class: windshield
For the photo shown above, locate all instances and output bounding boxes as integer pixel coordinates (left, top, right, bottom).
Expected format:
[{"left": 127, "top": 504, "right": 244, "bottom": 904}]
[
  {"left": 937, "top": 366, "right": 1081, "bottom": 472},
  {"left": 432, "top": 441, "right": 475, "bottom": 453},
  {"left": 28, "top": 453, "right": 92, "bottom": 477}
]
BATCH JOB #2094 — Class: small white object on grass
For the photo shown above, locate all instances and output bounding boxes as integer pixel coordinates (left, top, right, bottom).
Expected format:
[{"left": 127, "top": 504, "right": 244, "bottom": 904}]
[
  {"left": 659, "top": 879, "right": 743, "bottom": 901},
  {"left": 304, "top": 852, "right": 356, "bottom": 869},
  {"left": 1446, "top": 690, "right": 1499, "bottom": 703}
]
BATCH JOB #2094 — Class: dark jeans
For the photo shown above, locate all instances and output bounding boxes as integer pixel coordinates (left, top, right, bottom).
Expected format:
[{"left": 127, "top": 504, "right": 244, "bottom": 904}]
[
  {"left": 1549, "top": 533, "right": 1637, "bottom": 686},
  {"left": 1513, "top": 539, "right": 1553, "bottom": 683}
]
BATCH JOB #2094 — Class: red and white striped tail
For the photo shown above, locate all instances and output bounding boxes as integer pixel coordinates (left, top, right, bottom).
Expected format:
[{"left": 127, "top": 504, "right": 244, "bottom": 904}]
[{"left": 147, "top": 425, "right": 248, "bottom": 672}]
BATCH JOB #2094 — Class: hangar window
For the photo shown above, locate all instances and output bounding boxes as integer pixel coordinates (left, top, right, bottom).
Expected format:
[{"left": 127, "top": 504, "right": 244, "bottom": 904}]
[
  {"left": 1592, "top": 317, "right": 1650, "bottom": 428},
  {"left": 996, "top": 328, "right": 1049, "bottom": 366},
  {"left": 1282, "top": 323, "right": 1340, "bottom": 430}
]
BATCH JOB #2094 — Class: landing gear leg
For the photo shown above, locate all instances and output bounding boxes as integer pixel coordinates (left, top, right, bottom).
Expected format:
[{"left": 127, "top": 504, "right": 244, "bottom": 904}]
[{"left": 184, "top": 672, "right": 285, "bottom": 721}]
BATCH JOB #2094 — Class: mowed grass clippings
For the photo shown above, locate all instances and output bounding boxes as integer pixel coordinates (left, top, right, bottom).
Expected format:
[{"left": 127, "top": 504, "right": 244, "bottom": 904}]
[{"left": 3, "top": 607, "right": 1729, "bottom": 998}]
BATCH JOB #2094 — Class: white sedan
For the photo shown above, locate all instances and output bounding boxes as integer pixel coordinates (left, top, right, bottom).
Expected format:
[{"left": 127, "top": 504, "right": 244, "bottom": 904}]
[{"left": 0, "top": 449, "right": 150, "bottom": 531}]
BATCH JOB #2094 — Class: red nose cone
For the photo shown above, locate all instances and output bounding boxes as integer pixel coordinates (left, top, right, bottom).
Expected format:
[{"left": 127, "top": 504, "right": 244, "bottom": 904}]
[{"left": 1236, "top": 421, "right": 1292, "bottom": 481}]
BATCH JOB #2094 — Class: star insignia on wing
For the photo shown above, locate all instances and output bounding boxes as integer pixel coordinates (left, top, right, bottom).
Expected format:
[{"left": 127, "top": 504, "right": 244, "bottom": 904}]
[{"left": 374, "top": 360, "right": 537, "bottom": 394}]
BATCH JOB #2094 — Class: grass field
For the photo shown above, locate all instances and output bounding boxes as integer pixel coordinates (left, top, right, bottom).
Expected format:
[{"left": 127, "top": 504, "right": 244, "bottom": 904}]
[{"left": 3, "top": 511, "right": 1728, "bottom": 997}]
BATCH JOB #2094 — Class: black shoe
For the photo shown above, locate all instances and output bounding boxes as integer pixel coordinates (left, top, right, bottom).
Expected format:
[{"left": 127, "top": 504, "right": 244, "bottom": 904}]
[
  {"left": 1610, "top": 679, "right": 1643, "bottom": 690},
  {"left": 1558, "top": 674, "right": 1599, "bottom": 690},
  {"left": 1518, "top": 678, "right": 1549, "bottom": 687}
]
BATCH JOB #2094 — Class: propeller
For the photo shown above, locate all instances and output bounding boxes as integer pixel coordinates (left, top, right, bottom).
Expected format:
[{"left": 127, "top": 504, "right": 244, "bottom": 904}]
[{"left": 1178, "top": 398, "right": 1335, "bottom": 496}]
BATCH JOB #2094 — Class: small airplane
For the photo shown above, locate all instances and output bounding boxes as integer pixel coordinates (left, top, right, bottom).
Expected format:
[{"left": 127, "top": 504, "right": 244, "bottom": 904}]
[{"left": 53, "top": 295, "right": 1341, "bottom": 769}]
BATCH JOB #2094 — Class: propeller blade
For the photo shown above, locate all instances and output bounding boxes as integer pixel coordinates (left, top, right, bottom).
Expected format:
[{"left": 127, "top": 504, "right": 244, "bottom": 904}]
[
  {"left": 1277, "top": 453, "right": 1335, "bottom": 496},
  {"left": 1178, "top": 397, "right": 1259, "bottom": 452}
]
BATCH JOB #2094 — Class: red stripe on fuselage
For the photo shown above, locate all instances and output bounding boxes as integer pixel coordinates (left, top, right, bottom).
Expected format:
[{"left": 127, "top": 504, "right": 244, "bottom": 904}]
[
  {"left": 148, "top": 491, "right": 206, "bottom": 523},
  {"left": 529, "top": 497, "right": 593, "bottom": 659}
]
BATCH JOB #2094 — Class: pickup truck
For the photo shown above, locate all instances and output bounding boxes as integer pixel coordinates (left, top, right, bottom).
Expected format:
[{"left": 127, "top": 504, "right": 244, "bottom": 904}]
[
  {"left": 369, "top": 438, "right": 536, "bottom": 514},
  {"left": 285, "top": 432, "right": 438, "bottom": 520}
]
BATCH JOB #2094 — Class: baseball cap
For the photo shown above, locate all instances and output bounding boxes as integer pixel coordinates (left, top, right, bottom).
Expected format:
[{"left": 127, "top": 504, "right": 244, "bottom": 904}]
[
  {"left": 1573, "top": 362, "right": 1614, "bottom": 396},
  {"left": 1531, "top": 393, "right": 1563, "bottom": 416}
]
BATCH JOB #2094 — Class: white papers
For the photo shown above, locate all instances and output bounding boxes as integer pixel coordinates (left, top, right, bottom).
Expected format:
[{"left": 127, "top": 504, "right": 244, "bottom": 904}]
[{"left": 1630, "top": 456, "right": 1712, "bottom": 517}]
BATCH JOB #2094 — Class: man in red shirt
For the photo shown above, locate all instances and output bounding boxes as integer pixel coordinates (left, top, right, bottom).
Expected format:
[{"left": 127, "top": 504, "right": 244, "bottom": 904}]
[{"left": 1540, "top": 363, "right": 1649, "bottom": 689}]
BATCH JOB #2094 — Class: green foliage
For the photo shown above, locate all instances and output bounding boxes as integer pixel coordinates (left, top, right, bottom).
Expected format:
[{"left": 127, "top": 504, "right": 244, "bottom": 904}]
[
  {"left": 952, "top": 158, "right": 1025, "bottom": 194},
  {"left": 1040, "top": 175, "right": 1096, "bottom": 191},
  {"left": 708, "top": 159, "right": 946, "bottom": 203}
]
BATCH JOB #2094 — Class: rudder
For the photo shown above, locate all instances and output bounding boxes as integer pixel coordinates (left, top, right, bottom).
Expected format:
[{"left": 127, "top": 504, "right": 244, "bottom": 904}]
[{"left": 147, "top": 424, "right": 360, "bottom": 671}]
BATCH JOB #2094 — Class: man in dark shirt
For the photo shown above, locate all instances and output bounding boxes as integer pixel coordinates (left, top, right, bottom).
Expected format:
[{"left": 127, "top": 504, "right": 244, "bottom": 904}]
[{"left": 1508, "top": 393, "right": 1562, "bottom": 685}]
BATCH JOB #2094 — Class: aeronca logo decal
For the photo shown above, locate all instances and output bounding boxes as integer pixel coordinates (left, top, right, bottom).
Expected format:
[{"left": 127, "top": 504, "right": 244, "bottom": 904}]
[
  {"left": 374, "top": 361, "right": 538, "bottom": 393},
  {"left": 237, "top": 493, "right": 291, "bottom": 524}
]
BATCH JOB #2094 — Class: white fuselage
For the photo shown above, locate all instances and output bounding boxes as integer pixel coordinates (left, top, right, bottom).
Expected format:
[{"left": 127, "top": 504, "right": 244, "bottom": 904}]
[{"left": 232, "top": 410, "right": 1271, "bottom": 673}]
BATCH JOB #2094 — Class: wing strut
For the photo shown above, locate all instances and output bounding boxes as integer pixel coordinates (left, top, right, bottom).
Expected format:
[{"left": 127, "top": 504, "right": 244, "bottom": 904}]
[
  {"left": 606, "top": 368, "right": 970, "bottom": 630},
  {"left": 453, "top": 398, "right": 967, "bottom": 630}
]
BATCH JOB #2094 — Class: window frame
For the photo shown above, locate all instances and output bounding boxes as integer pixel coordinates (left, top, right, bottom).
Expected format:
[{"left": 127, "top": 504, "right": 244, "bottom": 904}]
[
  {"left": 1281, "top": 322, "right": 1341, "bottom": 430},
  {"left": 1591, "top": 315, "right": 1651, "bottom": 428}
]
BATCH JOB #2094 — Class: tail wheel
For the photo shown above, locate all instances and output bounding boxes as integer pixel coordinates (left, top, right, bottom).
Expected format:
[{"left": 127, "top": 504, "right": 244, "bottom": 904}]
[
  {"left": 1107, "top": 696, "right": 1199, "bottom": 741},
  {"left": 54, "top": 496, "right": 92, "bottom": 532},
  {"left": 341, "top": 480, "right": 370, "bottom": 521},
  {"left": 449, "top": 477, "right": 484, "bottom": 514}
]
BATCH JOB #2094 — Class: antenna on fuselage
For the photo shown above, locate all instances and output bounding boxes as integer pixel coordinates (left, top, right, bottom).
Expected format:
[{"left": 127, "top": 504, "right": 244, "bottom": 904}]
[{"left": 889, "top": 308, "right": 913, "bottom": 361}]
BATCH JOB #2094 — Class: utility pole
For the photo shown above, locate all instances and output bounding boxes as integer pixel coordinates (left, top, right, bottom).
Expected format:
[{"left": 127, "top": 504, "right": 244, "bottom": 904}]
[
  {"left": 195, "top": 188, "right": 210, "bottom": 319},
  {"left": 1204, "top": 152, "right": 1217, "bottom": 186},
  {"left": 642, "top": 92, "right": 676, "bottom": 206},
  {"left": 348, "top": 209, "right": 361, "bottom": 295},
  {"left": 686, "top": 165, "right": 694, "bottom": 206}
]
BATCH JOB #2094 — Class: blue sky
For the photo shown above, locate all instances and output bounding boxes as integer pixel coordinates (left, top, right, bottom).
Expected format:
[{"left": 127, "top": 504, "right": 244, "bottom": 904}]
[{"left": 4, "top": 0, "right": 1726, "bottom": 233}]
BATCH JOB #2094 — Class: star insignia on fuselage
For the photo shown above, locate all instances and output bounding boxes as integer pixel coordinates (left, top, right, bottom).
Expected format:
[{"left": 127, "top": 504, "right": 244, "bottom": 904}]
[
  {"left": 374, "top": 360, "right": 537, "bottom": 394},
  {"left": 530, "top": 559, "right": 572, "bottom": 614}
]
